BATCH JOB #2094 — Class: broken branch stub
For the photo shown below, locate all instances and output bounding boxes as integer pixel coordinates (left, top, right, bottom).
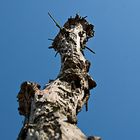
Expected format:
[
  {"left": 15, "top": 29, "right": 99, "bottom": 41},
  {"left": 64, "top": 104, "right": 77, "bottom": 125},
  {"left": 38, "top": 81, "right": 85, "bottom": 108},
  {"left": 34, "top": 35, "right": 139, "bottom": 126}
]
[{"left": 17, "top": 14, "right": 100, "bottom": 140}]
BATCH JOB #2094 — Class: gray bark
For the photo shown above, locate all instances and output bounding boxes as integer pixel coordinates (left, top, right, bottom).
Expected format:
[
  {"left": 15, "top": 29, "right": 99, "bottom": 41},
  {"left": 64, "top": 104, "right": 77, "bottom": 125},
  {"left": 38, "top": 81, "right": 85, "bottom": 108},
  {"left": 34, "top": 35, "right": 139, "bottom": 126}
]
[{"left": 17, "top": 14, "right": 101, "bottom": 140}]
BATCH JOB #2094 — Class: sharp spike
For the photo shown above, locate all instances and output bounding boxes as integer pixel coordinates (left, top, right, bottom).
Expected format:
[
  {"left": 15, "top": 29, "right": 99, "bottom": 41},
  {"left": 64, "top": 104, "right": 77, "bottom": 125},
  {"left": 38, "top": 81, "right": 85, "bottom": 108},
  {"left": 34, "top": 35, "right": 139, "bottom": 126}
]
[
  {"left": 48, "top": 12, "right": 62, "bottom": 30},
  {"left": 48, "top": 46, "right": 53, "bottom": 49},
  {"left": 55, "top": 51, "right": 59, "bottom": 57},
  {"left": 48, "top": 38, "right": 54, "bottom": 41},
  {"left": 83, "top": 16, "right": 87, "bottom": 19},
  {"left": 85, "top": 46, "right": 95, "bottom": 54}
]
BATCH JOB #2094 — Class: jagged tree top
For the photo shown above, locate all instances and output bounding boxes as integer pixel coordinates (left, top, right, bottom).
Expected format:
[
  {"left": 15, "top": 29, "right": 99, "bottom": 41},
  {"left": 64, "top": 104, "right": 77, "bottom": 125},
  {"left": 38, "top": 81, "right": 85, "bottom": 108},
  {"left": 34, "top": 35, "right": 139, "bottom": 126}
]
[
  {"left": 63, "top": 14, "right": 94, "bottom": 38},
  {"left": 49, "top": 14, "right": 95, "bottom": 52}
]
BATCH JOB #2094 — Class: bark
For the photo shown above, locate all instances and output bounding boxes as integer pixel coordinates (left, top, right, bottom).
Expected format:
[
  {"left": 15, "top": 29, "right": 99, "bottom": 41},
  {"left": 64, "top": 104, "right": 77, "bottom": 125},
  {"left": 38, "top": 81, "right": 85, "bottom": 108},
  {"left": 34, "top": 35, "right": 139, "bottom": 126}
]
[{"left": 17, "top": 14, "right": 101, "bottom": 140}]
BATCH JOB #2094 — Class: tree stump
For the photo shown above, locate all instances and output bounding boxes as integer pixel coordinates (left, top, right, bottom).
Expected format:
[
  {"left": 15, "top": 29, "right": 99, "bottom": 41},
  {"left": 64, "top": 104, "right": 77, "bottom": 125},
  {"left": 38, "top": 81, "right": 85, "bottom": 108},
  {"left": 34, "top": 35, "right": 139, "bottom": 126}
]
[{"left": 17, "top": 14, "right": 101, "bottom": 140}]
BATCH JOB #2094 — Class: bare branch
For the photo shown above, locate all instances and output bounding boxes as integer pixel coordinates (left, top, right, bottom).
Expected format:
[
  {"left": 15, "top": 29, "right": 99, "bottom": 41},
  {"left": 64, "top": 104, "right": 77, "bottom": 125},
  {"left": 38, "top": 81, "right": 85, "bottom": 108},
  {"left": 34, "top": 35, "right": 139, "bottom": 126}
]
[
  {"left": 85, "top": 46, "right": 96, "bottom": 54},
  {"left": 48, "top": 12, "right": 62, "bottom": 30},
  {"left": 48, "top": 38, "right": 54, "bottom": 41}
]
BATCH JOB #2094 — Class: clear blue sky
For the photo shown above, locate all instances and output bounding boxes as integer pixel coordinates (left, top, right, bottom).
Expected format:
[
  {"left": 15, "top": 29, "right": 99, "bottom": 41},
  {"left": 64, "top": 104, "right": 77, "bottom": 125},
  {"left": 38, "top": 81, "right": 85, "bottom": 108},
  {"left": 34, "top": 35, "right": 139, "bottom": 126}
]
[{"left": 0, "top": 0, "right": 140, "bottom": 139}]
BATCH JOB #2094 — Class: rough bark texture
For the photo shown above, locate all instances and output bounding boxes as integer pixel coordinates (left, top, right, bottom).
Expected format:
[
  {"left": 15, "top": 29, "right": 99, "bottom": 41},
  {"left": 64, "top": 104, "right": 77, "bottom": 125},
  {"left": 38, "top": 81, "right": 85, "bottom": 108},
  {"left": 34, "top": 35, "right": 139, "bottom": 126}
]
[{"left": 17, "top": 14, "right": 101, "bottom": 140}]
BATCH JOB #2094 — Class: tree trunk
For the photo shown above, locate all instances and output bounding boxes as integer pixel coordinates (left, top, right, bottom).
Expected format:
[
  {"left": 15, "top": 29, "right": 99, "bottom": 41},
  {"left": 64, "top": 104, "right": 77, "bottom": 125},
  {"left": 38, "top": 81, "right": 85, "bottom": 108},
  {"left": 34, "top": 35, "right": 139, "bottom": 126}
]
[{"left": 17, "top": 14, "right": 101, "bottom": 140}]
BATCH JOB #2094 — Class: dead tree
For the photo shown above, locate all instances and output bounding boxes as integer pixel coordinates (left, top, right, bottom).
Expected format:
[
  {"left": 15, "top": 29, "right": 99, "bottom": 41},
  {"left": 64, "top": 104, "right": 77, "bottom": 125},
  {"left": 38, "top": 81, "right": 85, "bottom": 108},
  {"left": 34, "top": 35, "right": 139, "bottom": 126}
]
[{"left": 17, "top": 14, "right": 101, "bottom": 140}]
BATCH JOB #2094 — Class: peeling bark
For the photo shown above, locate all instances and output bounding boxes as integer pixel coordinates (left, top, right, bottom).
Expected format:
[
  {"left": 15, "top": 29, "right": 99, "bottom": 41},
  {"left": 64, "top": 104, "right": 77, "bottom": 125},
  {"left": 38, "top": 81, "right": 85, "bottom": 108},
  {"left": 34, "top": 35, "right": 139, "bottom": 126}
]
[{"left": 17, "top": 14, "right": 101, "bottom": 140}]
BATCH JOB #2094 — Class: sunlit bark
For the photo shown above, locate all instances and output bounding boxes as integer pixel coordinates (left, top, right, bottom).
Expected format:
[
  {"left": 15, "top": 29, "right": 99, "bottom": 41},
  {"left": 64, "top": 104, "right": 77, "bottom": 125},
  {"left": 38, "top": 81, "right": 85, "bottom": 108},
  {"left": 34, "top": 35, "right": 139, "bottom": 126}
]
[{"left": 17, "top": 14, "right": 100, "bottom": 140}]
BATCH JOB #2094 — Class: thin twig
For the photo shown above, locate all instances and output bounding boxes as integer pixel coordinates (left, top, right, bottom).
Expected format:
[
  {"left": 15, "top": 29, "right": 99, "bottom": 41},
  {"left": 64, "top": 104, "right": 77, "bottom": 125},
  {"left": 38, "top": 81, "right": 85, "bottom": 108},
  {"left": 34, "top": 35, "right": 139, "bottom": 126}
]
[
  {"left": 48, "top": 46, "right": 53, "bottom": 49},
  {"left": 83, "top": 16, "right": 87, "bottom": 19},
  {"left": 85, "top": 46, "right": 95, "bottom": 54},
  {"left": 85, "top": 102, "right": 88, "bottom": 111},
  {"left": 55, "top": 51, "right": 59, "bottom": 57},
  {"left": 48, "top": 12, "right": 62, "bottom": 30},
  {"left": 48, "top": 38, "right": 54, "bottom": 41}
]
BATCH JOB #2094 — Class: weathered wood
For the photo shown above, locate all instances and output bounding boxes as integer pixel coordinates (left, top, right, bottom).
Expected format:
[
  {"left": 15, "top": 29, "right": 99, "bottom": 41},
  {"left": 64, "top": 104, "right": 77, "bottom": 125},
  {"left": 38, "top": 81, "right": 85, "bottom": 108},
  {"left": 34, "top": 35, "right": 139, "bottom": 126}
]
[{"left": 17, "top": 14, "right": 101, "bottom": 140}]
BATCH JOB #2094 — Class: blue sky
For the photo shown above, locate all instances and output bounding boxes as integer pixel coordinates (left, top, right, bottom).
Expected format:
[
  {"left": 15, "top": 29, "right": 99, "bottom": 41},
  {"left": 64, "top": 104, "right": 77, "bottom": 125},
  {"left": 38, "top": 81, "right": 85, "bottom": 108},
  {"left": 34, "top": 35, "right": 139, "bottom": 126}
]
[{"left": 0, "top": 0, "right": 140, "bottom": 139}]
